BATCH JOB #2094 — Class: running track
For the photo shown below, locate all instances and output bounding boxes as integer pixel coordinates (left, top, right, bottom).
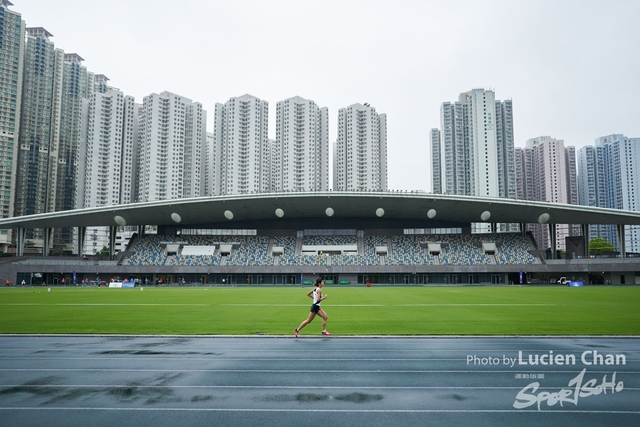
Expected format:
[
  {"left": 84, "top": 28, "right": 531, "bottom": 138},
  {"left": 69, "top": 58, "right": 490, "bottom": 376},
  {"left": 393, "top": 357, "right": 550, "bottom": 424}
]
[{"left": 0, "top": 336, "right": 638, "bottom": 426}]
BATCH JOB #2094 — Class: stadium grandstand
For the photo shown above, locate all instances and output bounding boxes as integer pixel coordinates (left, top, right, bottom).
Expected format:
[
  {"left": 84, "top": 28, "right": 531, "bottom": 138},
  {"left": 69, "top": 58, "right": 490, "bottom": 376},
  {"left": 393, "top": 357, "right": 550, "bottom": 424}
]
[{"left": 2, "top": 191, "right": 640, "bottom": 286}]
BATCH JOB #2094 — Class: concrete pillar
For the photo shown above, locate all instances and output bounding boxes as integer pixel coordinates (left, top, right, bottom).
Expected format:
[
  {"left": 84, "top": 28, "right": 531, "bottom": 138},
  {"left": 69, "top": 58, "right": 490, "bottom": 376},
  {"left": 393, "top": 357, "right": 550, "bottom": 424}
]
[
  {"left": 549, "top": 223, "right": 557, "bottom": 259},
  {"left": 16, "top": 227, "right": 26, "bottom": 257},
  {"left": 109, "top": 226, "right": 117, "bottom": 259},
  {"left": 77, "top": 227, "right": 86, "bottom": 258},
  {"left": 42, "top": 228, "right": 53, "bottom": 256},
  {"left": 617, "top": 224, "right": 626, "bottom": 258}
]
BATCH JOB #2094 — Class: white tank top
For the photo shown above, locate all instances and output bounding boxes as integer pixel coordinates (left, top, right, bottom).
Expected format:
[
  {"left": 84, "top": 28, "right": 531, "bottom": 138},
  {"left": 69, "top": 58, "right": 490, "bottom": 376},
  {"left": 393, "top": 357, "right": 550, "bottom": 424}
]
[{"left": 313, "top": 287, "right": 321, "bottom": 305}]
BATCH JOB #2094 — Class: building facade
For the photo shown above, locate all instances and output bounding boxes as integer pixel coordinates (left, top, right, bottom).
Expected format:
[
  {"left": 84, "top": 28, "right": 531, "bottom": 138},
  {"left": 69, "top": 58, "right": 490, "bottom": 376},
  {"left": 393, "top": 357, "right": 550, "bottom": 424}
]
[
  {"left": 77, "top": 89, "right": 137, "bottom": 208},
  {"left": 0, "top": 0, "right": 25, "bottom": 250},
  {"left": 203, "top": 131, "right": 216, "bottom": 196},
  {"left": 429, "top": 128, "right": 441, "bottom": 195},
  {"left": 14, "top": 28, "right": 59, "bottom": 224},
  {"left": 578, "top": 134, "right": 640, "bottom": 253},
  {"left": 12, "top": 23, "right": 97, "bottom": 251},
  {"left": 75, "top": 89, "right": 137, "bottom": 254},
  {"left": 274, "top": 96, "right": 329, "bottom": 192},
  {"left": 433, "top": 89, "right": 515, "bottom": 232},
  {"left": 334, "top": 103, "right": 387, "bottom": 191},
  {"left": 54, "top": 53, "right": 94, "bottom": 247},
  {"left": 136, "top": 91, "right": 206, "bottom": 202},
  {"left": 433, "top": 89, "right": 515, "bottom": 199},
  {"left": 515, "top": 136, "right": 579, "bottom": 251},
  {"left": 213, "top": 94, "right": 269, "bottom": 195}
]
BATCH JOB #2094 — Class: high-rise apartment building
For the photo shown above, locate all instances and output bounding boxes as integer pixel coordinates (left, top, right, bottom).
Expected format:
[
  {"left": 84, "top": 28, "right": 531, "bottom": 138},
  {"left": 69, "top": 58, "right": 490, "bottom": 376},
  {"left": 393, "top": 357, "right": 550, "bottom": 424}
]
[
  {"left": 432, "top": 89, "right": 515, "bottom": 199},
  {"left": 137, "top": 91, "right": 206, "bottom": 202},
  {"left": 0, "top": 0, "right": 25, "bottom": 250},
  {"left": 76, "top": 89, "right": 137, "bottom": 254},
  {"left": 515, "top": 136, "right": 579, "bottom": 251},
  {"left": 577, "top": 143, "right": 612, "bottom": 246},
  {"left": 77, "top": 89, "right": 137, "bottom": 208},
  {"left": 578, "top": 134, "right": 640, "bottom": 253},
  {"left": 182, "top": 98, "right": 206, "bottom": 199},
  {"left": 203, "top": 131, "right": 216, "bottom": 196},
  {"left": 334, "top": 103, "right": 387, "bottom": 191},
  {"left": 274, "top": 96, "right": 329, "bottom": 192},
  {"left": 213, "top": 94, "right": 269, "bottom": 195},
  {"left": 54, "top": 53, "right": 94, "bottom": 247},
  {"left": 514, "top": 145, "right": 534, "bottom": 201},
  {"left": 11, "top": 22, "right": 97, "bottom": 251},
  {"left": 266, "top": 138, "right": 279, "bottom": 193},
  {"left": 429, "top": 128, "right": 441, "bottom": 195},
  {"left": 93, "top": 74, "right": 111, "bottom": 94},
  {"left": 14, "top": 28, "right": 59, "bottom": 226}
]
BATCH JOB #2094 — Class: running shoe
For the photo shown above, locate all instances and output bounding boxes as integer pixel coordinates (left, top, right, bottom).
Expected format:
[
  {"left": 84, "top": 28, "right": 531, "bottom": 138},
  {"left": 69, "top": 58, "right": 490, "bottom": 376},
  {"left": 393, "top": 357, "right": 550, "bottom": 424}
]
[
  {"left": 295, "top": 329, "right": 299, "bottom": 338},
  {"left": 322, "top": 331, "right": 332, "bottom": 336}
]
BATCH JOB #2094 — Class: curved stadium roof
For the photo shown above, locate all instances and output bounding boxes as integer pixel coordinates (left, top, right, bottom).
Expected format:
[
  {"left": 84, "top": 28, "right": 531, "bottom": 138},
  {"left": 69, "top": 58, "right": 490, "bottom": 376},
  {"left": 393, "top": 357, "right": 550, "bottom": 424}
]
[{"left": 1, "top": 192, "right": 639, "bottom": 230}]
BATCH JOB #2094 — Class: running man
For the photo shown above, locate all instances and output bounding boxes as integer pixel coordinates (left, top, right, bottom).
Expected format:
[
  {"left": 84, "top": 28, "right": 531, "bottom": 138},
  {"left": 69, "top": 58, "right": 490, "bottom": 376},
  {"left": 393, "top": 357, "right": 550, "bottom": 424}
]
[{"left": 295, "top": 278, "right": 331, "bottom": 337}]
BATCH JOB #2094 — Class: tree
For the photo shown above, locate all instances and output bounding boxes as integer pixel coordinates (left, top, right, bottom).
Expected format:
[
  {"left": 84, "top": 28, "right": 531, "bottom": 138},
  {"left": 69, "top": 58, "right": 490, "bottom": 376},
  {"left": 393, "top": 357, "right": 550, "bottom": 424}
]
[
  {"left": 50, "top": 245, "right": 64, "bottom": 256},
  {"left": 96, "top": 246, "right": 110, "bottom": 256},
  {"left": 589, "top": 238, "right": 615, "bottom": 255}
]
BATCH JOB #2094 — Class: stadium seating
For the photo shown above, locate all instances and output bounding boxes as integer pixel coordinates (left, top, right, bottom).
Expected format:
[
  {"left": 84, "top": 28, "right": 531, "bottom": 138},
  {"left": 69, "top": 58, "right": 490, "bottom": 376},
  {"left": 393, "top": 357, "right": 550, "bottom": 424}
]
[{"left": 121, "top": 232, "right": 539, "bottom": 267}]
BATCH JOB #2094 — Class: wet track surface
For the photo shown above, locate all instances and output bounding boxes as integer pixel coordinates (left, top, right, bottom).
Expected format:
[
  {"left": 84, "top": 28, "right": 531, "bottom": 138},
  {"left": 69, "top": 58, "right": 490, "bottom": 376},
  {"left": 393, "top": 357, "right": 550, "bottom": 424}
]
[{"left": 0, "top": 336, "right": 638, "bottom": 426}]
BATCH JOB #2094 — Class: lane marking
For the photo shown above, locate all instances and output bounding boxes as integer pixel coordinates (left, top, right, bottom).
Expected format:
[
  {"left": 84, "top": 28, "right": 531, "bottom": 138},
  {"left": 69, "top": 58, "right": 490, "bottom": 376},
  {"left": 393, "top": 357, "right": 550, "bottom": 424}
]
[
  {"left": 1, "top": 384, "right": 639, "bottom": 391},
  {"left": 1, "top": 348, "right": 638, "bottom": 353},
  {"left": 2, "top": 356, "right": 639, "bottom": 363},
  {"left": 0, "top": 357, "right": 478, "bottom": 361},
  {"left": 2, "top": 368, "right": 640, "bottom": 374},
  {"left": 0, "top": 407, "right": 638, "bottom": 414}
]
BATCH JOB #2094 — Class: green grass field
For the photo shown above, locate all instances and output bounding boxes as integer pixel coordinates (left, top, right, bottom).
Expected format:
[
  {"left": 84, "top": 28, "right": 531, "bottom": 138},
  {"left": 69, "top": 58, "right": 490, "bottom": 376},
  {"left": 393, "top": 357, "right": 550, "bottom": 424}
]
[{"left": 0, "top": 286, "right": 639, "bottom": 335}]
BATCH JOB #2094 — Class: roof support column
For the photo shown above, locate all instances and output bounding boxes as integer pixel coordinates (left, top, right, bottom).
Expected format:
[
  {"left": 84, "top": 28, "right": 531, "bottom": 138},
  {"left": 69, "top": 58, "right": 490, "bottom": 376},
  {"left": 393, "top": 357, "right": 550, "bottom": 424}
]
[
  {"left": 520, "top": 223, "right": 526, "bottom": 237},
  {"left": 109, "top": 226, "right": 116, "bottom": 260},
  {"left": 581, "top": 224, "right": 590, "bottom": 257},
  {"left": 77, "top": 227, "right": 86, "bottom": 258},
  {"left": 42, "top": 228, "right": 53, "bottom": 257},
  {"left": 617, "top": 224, "right": 626, "bottom": 258},
  {"left": 15, "top": 227, "right": 25, "bottom": 257},
  {"left": 548, "top": 223, "right": 557, "bottom": 259}
]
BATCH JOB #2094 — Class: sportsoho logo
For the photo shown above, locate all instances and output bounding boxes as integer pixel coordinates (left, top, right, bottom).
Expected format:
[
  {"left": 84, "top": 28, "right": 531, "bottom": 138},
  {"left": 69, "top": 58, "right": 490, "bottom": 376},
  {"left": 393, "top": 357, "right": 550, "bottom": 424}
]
[
  {"left": 513, "top": 368, "right": 624, "bottom": 411},
  {"left": 467, "top": 350, "right": 626, "bottom": 411}
]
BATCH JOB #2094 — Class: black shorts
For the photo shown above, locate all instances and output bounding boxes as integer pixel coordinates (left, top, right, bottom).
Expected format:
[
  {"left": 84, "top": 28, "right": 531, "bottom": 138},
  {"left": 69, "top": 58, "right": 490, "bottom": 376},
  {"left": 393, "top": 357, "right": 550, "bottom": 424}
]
[{"left": 310, "top": 304, "right": 321, "bottom": 314}]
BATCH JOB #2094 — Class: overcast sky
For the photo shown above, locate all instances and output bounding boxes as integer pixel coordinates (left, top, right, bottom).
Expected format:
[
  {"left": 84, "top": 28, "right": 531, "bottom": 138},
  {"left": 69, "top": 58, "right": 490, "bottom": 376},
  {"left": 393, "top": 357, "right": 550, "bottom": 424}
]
[{"left": 12, "top": 0, "right": 640, "bottom": 191}]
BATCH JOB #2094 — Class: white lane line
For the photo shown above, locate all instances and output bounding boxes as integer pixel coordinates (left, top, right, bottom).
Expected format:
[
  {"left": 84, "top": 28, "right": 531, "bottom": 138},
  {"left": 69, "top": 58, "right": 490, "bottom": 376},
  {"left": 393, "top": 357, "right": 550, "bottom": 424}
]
[
  {"left": 2, "top": 368, "right": 640, "bottom": 374},
  {"left": 0, "top": 357, "right": 472, "bottom": 361},
  {"left": 1, "top": 348, "right": 638, "bottom": 354},
  {"left": 0, "top": 407, "right": 638, "bottom": 414},
  {"left": 2, "top": 357, "right": 639, "bottom": 364},
  {"left": 2, "top": 384, "right": 640, "bottom": 391}
]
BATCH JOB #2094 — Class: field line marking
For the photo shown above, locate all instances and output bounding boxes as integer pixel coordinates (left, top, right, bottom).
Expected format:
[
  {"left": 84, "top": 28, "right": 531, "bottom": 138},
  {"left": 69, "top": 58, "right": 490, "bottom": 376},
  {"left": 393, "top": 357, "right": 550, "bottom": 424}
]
[
  {"left": 219, "top": 304, "right": 386, "bottom": 307},
  {"left": 394, "top": 304, "right": 556, "bottom": 307},
  {"left": 218, "top": 303, "right": 554, "bottom": 307},
  {"left": 219, "top": 304, "right": 387, "bottom": 307},
  {"left": 0, "top": 303, "right": 210, "bottom": 306}
]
